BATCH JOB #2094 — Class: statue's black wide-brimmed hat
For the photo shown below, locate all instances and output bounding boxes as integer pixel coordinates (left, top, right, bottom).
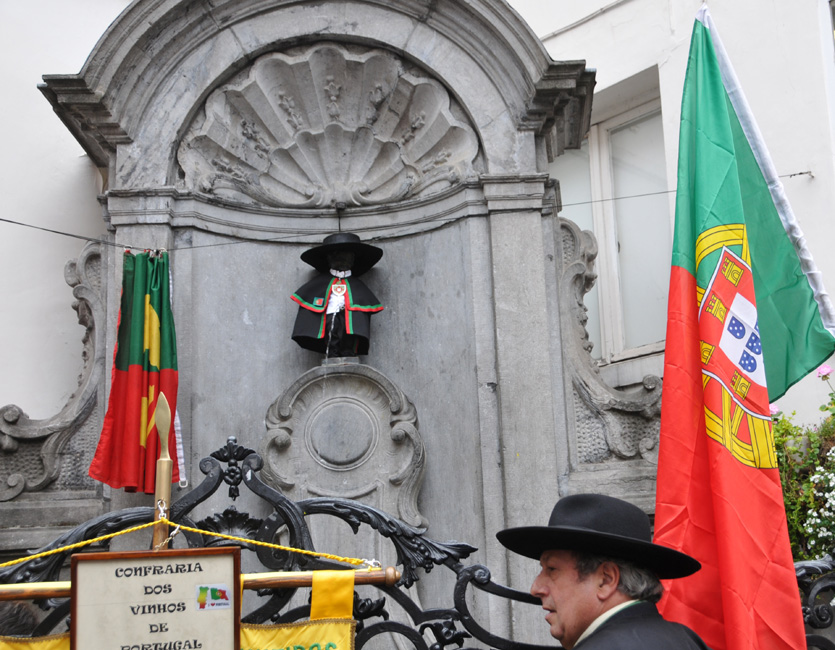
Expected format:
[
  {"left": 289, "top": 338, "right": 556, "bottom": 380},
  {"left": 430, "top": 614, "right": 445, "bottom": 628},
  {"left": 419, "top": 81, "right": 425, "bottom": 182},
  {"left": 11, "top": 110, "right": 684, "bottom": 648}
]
[
  {"left": 301, "top": 232, "right": 383, "bottom": 276},
  {"left": 496, "top": 493, "right": 700, "bottom": 579}
]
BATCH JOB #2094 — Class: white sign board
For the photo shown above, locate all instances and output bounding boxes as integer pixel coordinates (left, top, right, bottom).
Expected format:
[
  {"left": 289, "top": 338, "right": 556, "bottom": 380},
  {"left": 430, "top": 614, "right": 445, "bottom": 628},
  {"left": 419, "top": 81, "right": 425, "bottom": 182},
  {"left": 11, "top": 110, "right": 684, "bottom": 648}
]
[{"left": 71, "top": 547, "right": 240, "bottom": 650}]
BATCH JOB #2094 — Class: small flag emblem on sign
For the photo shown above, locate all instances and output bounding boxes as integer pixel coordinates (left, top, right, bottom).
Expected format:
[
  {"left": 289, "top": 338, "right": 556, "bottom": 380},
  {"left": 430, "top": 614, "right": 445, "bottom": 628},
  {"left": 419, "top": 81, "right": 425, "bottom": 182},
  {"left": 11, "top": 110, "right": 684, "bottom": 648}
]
[{"left": 196, "top": 584, "right": 231, "bottom": 610}]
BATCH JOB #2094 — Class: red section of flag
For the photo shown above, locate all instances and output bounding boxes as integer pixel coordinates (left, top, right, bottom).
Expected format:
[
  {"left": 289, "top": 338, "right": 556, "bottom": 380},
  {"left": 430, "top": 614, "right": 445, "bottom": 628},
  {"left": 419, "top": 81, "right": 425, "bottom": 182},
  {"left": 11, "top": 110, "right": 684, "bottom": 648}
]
[
  {"left": 90, "top": 366, "right": 179, "bottom": 493},
  {"left": 655, "top": 265, "right": 805, "bottom": 649}
]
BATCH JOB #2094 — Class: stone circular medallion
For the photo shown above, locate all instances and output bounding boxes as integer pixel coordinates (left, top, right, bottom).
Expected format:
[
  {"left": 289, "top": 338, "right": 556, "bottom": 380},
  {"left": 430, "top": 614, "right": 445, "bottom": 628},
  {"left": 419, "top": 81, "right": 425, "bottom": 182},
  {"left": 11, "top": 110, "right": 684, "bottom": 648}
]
[{"left": 307, "top": 400, "right": 377, "bottom": 468}]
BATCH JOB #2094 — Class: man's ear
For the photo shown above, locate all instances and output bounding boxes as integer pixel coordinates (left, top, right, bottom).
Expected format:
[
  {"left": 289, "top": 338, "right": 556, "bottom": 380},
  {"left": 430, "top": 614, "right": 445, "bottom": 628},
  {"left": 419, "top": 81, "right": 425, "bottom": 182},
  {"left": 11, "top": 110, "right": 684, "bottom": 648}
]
[{"left": 595, "top": 561, "right": 621, "bottom": 600}]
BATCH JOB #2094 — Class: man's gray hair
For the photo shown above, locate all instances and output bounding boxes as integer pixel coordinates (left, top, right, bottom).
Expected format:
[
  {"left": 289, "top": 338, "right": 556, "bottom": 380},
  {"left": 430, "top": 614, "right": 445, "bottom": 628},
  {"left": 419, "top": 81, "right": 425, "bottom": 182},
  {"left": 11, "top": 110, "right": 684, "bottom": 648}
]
[{"left": 571, "top": 551, "right": 664, "bottom": 603}]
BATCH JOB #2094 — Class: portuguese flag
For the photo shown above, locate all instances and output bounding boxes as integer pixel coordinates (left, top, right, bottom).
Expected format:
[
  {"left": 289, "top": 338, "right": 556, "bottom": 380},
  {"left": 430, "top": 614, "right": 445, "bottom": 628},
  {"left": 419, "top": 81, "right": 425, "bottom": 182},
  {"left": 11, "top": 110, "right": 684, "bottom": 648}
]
[
  {"left": 89, "top": 250, "right": 181, "bottom": 493},
  {"left": 653, "top": 7, "right": 835, "bottom": 650}
]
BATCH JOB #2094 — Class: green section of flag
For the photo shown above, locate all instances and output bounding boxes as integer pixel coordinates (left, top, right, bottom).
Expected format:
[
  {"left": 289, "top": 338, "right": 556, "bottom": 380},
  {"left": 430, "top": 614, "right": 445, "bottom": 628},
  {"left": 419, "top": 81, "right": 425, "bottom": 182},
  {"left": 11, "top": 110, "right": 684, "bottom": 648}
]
[
  {"left": 673, "top": 20, "right": 835, "bottom": 400},
  {"left": 114, "top": 251, "right": 177, "bottom": 373}
]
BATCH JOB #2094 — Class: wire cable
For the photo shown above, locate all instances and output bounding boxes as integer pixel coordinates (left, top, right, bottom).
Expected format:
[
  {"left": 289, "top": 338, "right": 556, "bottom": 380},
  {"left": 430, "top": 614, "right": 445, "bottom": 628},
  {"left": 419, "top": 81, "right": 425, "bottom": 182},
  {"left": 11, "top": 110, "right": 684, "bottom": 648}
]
[{"left": 0, "top": 171, "right": 813, "bottom": 251}]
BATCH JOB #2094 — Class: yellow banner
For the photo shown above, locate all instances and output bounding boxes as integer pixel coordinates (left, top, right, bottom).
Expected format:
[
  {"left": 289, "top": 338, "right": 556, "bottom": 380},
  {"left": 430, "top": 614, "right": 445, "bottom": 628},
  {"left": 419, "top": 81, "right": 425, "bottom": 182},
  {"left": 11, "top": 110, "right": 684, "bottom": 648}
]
[
  {"left": 241, "top": 619, "right": 356, "bottom": 650},
  {"left": 310, "top": 571, "right": 354, "bottom": 620},
  {"left": 0, "top": 625, "right": 356, "bottom": 650},
  {"left": 0, "top": 634, "right": 69, "bottom": 650},
  {"left": 244, "top": 570, "right": 356, "bottom": 650}
]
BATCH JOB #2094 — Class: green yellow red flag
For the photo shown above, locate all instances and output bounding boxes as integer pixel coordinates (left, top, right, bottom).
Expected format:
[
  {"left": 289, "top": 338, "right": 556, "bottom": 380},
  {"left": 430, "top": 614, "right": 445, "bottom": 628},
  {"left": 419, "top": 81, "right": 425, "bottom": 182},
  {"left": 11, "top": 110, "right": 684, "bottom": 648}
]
[
  {"left": 653, "top": 6, "right": 835, "bottom": 650},
  {"left": 89, "top": 250, "right": 181, "bottom": 493}
]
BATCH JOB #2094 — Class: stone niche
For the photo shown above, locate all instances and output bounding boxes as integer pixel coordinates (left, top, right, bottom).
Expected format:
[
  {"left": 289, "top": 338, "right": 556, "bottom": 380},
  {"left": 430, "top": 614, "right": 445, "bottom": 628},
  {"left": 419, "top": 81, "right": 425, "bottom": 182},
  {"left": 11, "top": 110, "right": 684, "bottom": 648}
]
[{"left": 1, "top": 0, "right": 666, "bottom": 643}]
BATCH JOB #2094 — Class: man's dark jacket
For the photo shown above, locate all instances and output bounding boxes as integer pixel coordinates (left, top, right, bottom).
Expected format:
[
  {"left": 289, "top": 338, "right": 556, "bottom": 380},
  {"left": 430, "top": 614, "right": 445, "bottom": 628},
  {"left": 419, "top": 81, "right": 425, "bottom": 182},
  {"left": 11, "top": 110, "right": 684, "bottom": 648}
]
[{"left": 575, "top": 601, "right": 710, "bottom": 649}]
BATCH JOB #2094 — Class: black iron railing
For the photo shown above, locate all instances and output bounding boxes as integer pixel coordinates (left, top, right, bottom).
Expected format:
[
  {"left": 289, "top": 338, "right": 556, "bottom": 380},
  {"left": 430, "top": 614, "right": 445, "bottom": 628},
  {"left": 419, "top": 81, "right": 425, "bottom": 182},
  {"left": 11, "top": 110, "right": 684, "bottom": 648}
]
[
  {"left": 0, "top": 437, "right": 541, "bottom": 649},
  {"left": 1, "top": 436, "right": 831, "bottom": 649}
]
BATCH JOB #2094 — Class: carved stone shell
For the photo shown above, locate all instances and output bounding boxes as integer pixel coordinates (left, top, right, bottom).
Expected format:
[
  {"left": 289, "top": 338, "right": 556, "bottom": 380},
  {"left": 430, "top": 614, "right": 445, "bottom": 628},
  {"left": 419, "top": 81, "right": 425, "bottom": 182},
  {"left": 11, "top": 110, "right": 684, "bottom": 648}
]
[{"left": 177, "top": 43, "right": 480, "bottom": 209}]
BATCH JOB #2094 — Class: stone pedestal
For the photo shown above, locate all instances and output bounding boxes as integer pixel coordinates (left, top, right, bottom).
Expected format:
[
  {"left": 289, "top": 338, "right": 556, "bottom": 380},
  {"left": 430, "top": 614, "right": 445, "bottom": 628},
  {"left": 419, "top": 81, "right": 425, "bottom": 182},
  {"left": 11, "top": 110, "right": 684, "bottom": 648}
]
[{"left": 262, "top": 359, "right": 425, "bottom": 567}]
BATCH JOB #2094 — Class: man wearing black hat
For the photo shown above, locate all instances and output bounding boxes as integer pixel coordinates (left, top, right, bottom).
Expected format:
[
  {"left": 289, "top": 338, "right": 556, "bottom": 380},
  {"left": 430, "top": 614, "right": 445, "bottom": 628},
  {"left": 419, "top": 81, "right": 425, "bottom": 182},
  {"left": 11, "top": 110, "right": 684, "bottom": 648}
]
[
  {"left": 497, "top": 493, "right": 711, "bottom": 649},
  {"left": 291, "top": 232, "right": 384, "bottom": 357}
]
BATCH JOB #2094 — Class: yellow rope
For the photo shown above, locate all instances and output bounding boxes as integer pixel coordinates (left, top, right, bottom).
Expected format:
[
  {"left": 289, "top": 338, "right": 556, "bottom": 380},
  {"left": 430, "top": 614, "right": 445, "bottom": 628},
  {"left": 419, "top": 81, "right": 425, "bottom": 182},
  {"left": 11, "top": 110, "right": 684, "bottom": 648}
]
[
  {"left": 0, "top": 520, "right": 158, "bottom": 569},
  {"left": 157, "top": 517, "right": 365, "bottom": 566},
  {"left": 0, "top": 517, "right": 367, "bottom": 570}
]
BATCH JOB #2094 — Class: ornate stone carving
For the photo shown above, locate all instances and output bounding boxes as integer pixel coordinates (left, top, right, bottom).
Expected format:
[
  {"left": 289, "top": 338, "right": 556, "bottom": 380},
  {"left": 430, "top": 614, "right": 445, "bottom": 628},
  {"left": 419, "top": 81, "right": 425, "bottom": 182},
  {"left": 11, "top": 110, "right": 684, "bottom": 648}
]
[
  {"left": 558, "top": 218, "right": 662, "bottom": 465},
  {"left": 523, "top": 63, "right": 595, "bottom": 161},
  {"left": 262, "top": 361, "right": 426, "bottom": 529},
  {"left": 177, "top": 43, "right": 479, "bottom": 209},
  {"left": 0, "top": 243, "right": 104, "bottom": 501}
]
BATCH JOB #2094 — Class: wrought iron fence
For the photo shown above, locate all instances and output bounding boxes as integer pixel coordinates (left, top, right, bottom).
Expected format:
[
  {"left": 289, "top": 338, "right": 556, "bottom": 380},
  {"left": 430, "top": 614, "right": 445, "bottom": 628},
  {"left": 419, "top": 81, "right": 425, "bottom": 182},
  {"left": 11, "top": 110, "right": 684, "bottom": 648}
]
[{"left": 1, "top": 436, "right": 831, "bottom": 649}]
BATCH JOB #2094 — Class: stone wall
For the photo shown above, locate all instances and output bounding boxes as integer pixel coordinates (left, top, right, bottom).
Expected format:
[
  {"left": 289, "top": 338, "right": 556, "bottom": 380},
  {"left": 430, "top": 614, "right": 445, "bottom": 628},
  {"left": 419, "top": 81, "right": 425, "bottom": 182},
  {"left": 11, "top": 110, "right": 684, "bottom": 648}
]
[{"left": 0, "top": 0, "right": 667, "bottom": 642}]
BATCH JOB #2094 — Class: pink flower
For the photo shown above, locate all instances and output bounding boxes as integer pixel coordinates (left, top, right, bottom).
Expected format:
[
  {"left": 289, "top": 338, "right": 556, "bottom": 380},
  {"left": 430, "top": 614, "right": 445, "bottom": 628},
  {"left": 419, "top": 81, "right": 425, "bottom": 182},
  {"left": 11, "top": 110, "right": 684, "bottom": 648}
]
[
  {"left": 818, "top": 364, "right": 833, "bottom": 379},
  {"left": 769, "top": 404, "right": 780, "bottom": 416}
]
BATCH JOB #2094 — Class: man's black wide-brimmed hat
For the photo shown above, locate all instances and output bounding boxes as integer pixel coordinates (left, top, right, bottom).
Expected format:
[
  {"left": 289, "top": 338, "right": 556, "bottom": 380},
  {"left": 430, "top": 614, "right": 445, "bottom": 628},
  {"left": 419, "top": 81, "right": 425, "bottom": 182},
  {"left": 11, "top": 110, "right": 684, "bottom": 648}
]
[
  {"left": 301, "top": 232, "right": 383, "bottom": 276},
  {"left": 496, "top": 493, "right": 700, "bottom": 579}
]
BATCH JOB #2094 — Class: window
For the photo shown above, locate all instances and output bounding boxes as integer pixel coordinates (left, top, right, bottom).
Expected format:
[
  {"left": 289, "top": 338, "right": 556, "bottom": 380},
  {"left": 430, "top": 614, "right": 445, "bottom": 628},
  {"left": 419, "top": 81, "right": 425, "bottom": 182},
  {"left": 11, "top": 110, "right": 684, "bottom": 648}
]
[{"left": 551, "top": 72, "right": 672, "bottom": 385}]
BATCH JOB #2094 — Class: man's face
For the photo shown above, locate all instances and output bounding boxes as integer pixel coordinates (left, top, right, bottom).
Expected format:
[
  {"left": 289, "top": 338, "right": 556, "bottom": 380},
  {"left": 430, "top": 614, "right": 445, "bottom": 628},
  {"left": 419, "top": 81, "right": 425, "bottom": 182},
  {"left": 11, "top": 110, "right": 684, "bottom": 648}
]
[{"left": 530, "top": 550, "right": 605, "bottom": 649}]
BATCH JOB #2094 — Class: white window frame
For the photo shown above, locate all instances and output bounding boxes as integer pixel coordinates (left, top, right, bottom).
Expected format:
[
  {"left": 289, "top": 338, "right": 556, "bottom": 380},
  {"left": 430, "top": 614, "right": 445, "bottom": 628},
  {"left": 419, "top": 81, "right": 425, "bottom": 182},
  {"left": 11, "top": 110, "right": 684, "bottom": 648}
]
[{"left": 586, "top": 97, "right": 668, "bottom": 367}]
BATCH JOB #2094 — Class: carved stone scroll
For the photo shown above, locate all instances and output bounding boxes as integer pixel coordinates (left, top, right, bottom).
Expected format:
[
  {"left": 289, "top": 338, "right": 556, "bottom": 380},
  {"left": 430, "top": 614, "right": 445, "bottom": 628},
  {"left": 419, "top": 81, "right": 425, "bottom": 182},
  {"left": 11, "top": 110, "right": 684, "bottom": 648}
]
[
  {"left": 0, "top": 242, "right": 104, "bottom": 502},
  {"left": 558, "top": 218, "right": 663, "bottom": 467}
]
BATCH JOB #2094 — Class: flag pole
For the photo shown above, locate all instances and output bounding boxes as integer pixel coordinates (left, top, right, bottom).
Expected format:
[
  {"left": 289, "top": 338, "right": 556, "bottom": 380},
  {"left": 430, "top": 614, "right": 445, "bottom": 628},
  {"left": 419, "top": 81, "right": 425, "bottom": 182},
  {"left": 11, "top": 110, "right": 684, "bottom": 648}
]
[
  {"left": 152, "top": 393, "right": 173, "bottom": 550},
  {"left": 0, "top": 567, "right": 401, "bottom": 601}
]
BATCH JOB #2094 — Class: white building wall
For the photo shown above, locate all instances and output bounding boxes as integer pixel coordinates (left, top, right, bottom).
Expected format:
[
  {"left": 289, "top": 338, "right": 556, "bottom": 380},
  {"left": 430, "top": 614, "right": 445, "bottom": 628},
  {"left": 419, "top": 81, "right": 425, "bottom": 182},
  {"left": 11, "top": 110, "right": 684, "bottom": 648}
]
[
  {"left": 2, "top": 0, "right": 834, "bottom": 423},
  {"left": 514, "top": 0, "right": 835, "bottom": 422},
  {"left": 0, "top": 0, "right": 130, "bottom": 418}
]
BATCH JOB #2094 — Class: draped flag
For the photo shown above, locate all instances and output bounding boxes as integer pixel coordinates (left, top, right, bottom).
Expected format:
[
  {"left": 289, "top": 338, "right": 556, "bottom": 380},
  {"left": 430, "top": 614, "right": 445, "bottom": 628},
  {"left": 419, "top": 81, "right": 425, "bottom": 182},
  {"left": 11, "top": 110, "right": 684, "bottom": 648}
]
[
  {"left": 89, "top": 250, "right": 181, "bottom": 493},
  {"left": 653, "top": 7, "right": 835, "bottom": 650}
]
